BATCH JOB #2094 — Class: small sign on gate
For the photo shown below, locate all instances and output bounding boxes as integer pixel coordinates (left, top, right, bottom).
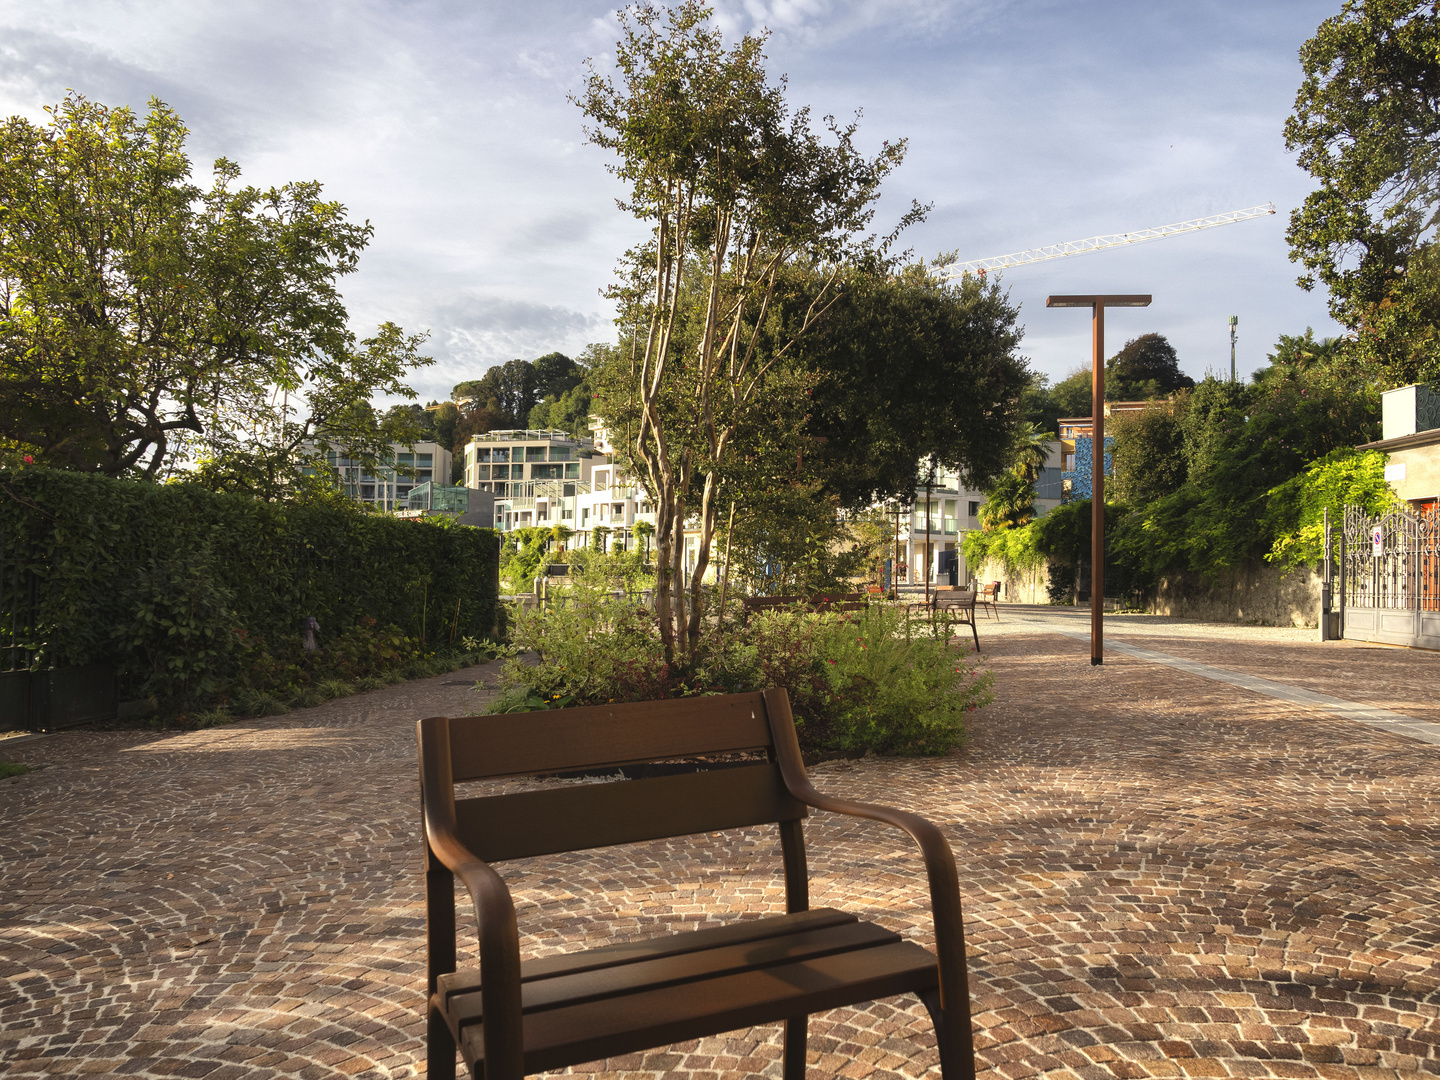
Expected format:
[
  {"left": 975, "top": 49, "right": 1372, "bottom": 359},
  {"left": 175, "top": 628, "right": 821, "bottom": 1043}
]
[{"left": 1372, "top": 525, "right": 1384, "bottom": 556}]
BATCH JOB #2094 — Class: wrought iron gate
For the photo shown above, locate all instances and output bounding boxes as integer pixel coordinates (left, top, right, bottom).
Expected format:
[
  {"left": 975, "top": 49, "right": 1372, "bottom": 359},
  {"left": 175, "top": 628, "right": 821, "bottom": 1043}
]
[{"left": 1340, "top": 503, "right": 1440, "bottom": 649}]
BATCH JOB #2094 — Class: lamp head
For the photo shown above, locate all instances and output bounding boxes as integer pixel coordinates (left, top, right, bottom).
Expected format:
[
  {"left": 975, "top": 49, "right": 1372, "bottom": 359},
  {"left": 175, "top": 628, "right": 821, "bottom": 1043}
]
[{"left": 1046, "top": 294, "right": 1152, "bottom": 308}]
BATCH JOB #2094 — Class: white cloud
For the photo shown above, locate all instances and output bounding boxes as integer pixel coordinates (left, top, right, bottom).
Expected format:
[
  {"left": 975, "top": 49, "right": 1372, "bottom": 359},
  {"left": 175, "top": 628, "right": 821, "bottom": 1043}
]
[{"left": 0, "top": 0, "right": 1344, "bottom": 400}]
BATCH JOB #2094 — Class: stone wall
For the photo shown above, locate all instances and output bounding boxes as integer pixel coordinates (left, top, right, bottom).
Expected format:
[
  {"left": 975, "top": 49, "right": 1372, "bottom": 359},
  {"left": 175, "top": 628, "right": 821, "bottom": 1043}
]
[
  {"left": 971, "top": 559, "right": 1053, "bottom": 605},
  {"left": 973, "top": 555, "right": 1323, "bottom": 627},
  {"left": 1148, "top": 562, "right": 1323, "bottom": 627}
]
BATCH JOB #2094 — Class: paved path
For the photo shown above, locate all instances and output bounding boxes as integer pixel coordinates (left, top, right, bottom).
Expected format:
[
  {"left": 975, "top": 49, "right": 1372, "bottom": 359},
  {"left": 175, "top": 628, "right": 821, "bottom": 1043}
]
[{"left": 2, "top": 614, "right": 1438, "bottom": 1080}]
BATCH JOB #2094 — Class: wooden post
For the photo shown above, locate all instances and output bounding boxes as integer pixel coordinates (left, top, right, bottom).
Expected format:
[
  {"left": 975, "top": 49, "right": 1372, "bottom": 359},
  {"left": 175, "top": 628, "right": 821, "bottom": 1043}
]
[
  {"left": 1046, "top": 294, "right": 1151, "bottom": 667},
  {"left": 1091, "top": 303, "right": 1105, "bottom": 666}
]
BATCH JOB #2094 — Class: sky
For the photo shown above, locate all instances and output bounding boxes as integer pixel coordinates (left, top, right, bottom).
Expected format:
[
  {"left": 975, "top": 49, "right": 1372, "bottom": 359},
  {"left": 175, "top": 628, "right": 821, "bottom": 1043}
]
[{"left": 0, "top": 0, "right": 1346, "bottom": 403}]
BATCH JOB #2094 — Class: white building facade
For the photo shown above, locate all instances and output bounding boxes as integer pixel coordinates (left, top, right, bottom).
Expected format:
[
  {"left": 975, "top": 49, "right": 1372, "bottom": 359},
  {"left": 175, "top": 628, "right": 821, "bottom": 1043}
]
[
  {"left": 324, "top": 441, "right": 454, "bottom": 512},
  {"left": 464, "top": 429, "right": 599, "bottom": 532},
  {"left": 893, "top": 443, "right": 1064, "bottom": 585}
]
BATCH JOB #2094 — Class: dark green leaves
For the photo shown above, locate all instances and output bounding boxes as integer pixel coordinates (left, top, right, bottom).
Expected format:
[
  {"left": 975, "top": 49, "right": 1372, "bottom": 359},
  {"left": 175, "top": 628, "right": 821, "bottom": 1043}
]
[
  {"left": 0, "top": 93, "right": 429, "bottom": 487},
  {"left": 1285, "top": 1, "right": 1440, "bottom": 383}
]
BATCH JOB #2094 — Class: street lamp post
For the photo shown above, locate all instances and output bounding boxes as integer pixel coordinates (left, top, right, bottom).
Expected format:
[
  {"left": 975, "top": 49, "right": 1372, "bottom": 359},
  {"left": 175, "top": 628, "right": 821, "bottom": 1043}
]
[{"left": 1045, "top": 294, "right": 1152, "bottom": 665}]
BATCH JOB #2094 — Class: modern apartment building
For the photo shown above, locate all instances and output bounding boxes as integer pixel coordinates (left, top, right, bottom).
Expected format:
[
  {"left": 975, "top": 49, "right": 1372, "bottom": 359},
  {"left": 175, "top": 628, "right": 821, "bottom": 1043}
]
[
  {"left": 1058, "top": 401, "right": 1151, "bottom": 501},
  {"left": 463, "top": 429, "right": 598, "bottom": 531},
  {"left": 892, "top": 444, "right": 1063, "bottom": 584},
  {"left": 324, "top": 441, "right": 453, "bottom": 512}
]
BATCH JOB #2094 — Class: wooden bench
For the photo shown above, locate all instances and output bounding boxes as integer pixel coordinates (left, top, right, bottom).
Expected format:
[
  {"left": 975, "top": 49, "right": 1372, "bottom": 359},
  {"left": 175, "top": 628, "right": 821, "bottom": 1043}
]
[
  {"left": 417, "top": 689, "right": 975, "bottom": 1080},
  {"left": 929, "top": 588, "right": 980, "bottom": 650},
  {"left": 738, "top": 593, "right": 868, "bottom": 624}
]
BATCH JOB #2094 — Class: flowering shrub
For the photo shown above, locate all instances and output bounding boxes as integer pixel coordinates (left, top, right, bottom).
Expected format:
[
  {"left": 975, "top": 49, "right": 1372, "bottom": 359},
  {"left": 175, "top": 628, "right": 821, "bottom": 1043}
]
[{"left": 489, "top": 590, "right": 991, "bottom": 756}]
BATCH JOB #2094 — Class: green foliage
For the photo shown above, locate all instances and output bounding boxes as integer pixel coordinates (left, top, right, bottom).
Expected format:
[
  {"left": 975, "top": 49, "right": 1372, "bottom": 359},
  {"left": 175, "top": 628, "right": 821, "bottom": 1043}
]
[
  {"left": 802, "top": 265, "right": 1031, "bottom": 508},
  {"left": 724, "top": 482, "right": 865, "bottom": 596},
  {"left": 1109, "top": 401, "right": 1187, "bottom": 504},
  {"left": 0, "top": 469, "right": 501, "bottom": 707},
  {"left": 115, "top": 544, "right": 237, "bottom": 702},
  {"left": 564, "top": 547, "right": 653, "bottom": 592},
  {"left": 1019, "top": 373, "right": 1065, "bottom": 435},
  {"left": 1285, "top": 1, "right": 1440, "bottom": 385},
  {"left": 1251, "top": 328, "right": 1344, "bottom": 384},
  {"left": 1265, "top": 449, "right": 1398, "bottom": 567},
  {"left": 1105, "top": 333, "right": 1193, "bottom": 400},
  {"left": 579, "top": 0, "right": 922, "bottom": 661},
  {"left": 0, "top": 93, "right": 431, "bottom": 487},
  {"left": 977, "top": 472, "right": 1036, "bottom": 532},
  {"left": 1180, "top": 377, "right": 1253, "bottom": 484},
  {"left": 963, "top": 521, "right": 1043, "bottom": 577},
  {"left": 499, "top": 527, "right": 553, "bottom": 592},
  {"left": 1108, "top": 363, "right": 1379, "bottom": 582},
  {"left": 0, "top": 758, "right": 31, "bottom": 778},
  {"left": 1049, "top": 367, "right": 1093, "bottom": 418},
  {"left": 1045, "top": 562, "right": 1075, "bottom": 605},
  {"left": 493, "top": 591, "right": 991, "bottom": 756}
]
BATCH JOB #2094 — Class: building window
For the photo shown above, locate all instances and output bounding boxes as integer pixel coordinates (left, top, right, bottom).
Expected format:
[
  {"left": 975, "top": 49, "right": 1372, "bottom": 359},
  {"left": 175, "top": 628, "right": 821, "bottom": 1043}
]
[
  {"left": 525, "top": 446, "right": 547, "bottom": 462},
  {"left": 564, "top": 463, "right": 580, "bottom": 479},
  {"left": 510, "top": 464, "right": 525, "bottom": 479},
  {"left": 549, "top": 445, "right": 572, "bottom": 461},
  {"left": 532, "top": 464, "right": 563, "bottom": 480},
  {"left": 968, "top": 501, "right": 980, "bottom": 516},
  {"left": 492, "top": 448, "right": 509, "bottom": 462}
]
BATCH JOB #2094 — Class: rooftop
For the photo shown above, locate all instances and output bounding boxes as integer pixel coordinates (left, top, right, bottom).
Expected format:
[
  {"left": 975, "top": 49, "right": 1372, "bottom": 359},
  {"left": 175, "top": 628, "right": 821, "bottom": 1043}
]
[{"left": 468, "top": 428, "right": 593, "bottom": 445}]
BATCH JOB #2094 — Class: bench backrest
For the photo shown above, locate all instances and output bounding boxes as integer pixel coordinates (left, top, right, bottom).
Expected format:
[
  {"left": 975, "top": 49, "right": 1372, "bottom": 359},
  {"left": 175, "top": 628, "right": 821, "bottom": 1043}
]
[{"left": 418, "top": 693, "right": 808, "bottom": 866}]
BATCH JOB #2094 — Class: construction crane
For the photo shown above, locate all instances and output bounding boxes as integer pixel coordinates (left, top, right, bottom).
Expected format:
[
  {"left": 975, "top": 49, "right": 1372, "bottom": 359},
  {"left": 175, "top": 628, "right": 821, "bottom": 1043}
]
[{"left": 944, "top": 203, "right": 1276, "bottom": 279}]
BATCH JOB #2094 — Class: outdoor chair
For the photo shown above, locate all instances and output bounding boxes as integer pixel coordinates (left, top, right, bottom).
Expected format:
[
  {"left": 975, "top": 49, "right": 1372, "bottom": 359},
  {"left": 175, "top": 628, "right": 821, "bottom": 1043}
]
[{"left": 416, "top": 689, "right": 976, "bottom": 1080}]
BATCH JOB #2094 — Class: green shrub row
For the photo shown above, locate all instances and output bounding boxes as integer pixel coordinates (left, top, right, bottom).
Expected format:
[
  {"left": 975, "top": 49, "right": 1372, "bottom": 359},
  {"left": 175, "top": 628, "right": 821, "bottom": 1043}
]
[
  {"left": 491, "top": 588, "right": 992, "bottom": 756},
  {"left": 0, "top": 469, "right": 501, "bottom": 705}
]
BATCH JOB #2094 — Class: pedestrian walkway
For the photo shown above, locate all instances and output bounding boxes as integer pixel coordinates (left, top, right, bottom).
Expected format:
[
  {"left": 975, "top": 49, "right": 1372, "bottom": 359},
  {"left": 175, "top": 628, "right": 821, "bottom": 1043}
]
[
  {"left": 1, "top": 618, "right": 1438, "bottom": 1080},
  {"left": 991, "top": 605, "right": 1440, "bottom": 745}
]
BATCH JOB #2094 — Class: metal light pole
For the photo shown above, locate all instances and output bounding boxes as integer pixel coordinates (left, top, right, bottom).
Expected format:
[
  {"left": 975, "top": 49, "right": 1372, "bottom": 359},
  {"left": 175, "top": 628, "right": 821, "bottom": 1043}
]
[{"left": 1046, "top": 294, "right": 1152, "bottom": 665}]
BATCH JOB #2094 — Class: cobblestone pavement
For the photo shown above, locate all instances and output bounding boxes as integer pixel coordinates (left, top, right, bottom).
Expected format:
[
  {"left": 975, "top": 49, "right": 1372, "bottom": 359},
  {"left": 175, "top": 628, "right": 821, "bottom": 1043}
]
[{"left": 2, "top": 617, "right": 1439, "bottom": 1080}]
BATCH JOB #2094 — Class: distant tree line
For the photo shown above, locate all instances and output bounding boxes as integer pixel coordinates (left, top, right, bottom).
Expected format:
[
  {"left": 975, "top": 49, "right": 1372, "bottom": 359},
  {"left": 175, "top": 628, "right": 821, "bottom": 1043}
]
[
  {"left": 1016, "top": 331, "right": 1196, "bottom": 436},
  {"left": 387, "top": 345, "right": 612, "bottom": 483}
]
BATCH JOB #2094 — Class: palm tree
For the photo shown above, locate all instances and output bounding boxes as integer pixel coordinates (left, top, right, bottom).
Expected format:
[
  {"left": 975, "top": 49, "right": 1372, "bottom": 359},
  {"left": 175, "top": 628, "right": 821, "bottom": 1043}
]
[
  {"left": 978, "top": 472, "right": 1036, "bottom": 531},
  {"left": 1009, "top": 421, "right": 1051, "bottom": 483}
]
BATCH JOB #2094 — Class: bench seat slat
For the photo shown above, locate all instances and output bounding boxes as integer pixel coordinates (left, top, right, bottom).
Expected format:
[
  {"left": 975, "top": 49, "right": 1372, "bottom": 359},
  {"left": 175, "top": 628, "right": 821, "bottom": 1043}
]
[
  {"left": 454, "top": 763, "right": 806, "bottom": 863},
  {"left": 446, "top": 696, "right": 773, "bottom": 781},
  {"left": 437, "top": 909, "right": 858, "bottom": 997},
  {"left": 442, "top": 920, "right": 900, "bottom": 1025},
  {"left": 458, "top": 940, "right": 939, "bottom": 1075}
]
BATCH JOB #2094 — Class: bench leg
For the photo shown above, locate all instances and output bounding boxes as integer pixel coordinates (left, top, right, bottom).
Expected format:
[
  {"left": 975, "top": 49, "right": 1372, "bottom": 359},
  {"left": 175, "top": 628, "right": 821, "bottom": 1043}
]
[
  {"left": 784, "top": 1015, "right": 807, "bottom": 1080},
  {"left": 919, "top": 989, "right": 975, "bottom": 1080},
  {"left": 428, "top": 1003, "right": 458, "bottom": 1080},
  {"left": 969, "top": 618, "right": 979, "bottom": 652}
]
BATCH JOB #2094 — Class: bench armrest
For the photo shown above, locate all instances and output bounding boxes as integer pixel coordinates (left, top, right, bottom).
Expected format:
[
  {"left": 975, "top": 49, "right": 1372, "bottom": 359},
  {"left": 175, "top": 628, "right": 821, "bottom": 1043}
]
[
  {"left": 419, "top": 717, "right": 525, "bottom": 1080},
  {"left": 761, "top": 689, "right": 972, "bottom": 1016}
]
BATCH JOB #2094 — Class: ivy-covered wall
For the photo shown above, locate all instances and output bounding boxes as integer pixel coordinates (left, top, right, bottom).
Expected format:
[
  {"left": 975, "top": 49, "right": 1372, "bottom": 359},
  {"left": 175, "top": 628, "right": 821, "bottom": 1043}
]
[{"left": 0, "top": 470, "right": 500, "bottom": 690}]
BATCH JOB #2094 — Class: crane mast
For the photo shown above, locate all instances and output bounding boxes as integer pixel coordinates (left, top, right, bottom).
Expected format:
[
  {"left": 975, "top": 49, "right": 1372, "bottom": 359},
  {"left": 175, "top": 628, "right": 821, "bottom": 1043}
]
[{"left": 944, "top": 203, "right": 1276, "bottom": 279}]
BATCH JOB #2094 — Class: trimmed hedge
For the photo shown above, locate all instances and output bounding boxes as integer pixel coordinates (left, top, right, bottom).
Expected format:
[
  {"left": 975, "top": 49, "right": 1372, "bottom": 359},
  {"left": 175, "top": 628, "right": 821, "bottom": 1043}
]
[{"left": 0, "top": 470, "right": 500, "bottom": 701}]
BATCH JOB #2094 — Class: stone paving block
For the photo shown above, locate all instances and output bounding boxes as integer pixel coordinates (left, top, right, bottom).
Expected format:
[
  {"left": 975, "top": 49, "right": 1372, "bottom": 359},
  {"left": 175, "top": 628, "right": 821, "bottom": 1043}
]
[{"left": 4, "top": 628, "right": 1440, "bottom": 1079}]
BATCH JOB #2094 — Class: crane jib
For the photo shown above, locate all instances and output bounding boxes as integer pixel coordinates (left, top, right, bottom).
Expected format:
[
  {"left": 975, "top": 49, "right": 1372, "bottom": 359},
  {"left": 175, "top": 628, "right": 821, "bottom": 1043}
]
[{"left": 947, "top": 203, "right": 1276, "bottom": 278}]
